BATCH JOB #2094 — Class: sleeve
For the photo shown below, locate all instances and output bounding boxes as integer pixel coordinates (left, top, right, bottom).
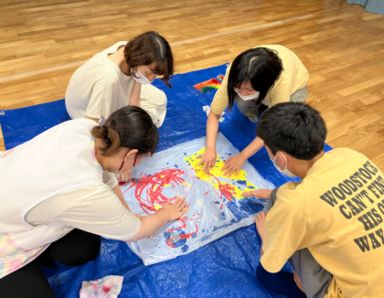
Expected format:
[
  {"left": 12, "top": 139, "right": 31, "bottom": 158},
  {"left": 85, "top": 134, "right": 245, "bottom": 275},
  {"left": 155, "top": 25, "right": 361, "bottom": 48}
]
[
  {"left": 260, "top": 186, "right": 308, "bottom": 273},
  {"left": 140, "top": 84, "right": 167, "bottom": 127},
  {"left": 268, "top": 73, "right": 292, "bottom": 106},
  {"left": 210, "top": 65, "right": 231, "bottom": 115},
  {"left": 85, "top": 76, "right": 117, "bottom": 119},
  {"left": 103, "top": 171, "right": 118, "bottom": 189},
  {"left": 267, "top": 46, "right": 309, "bottom": 106},
  {"left": 27, "top": 186, "right": 141, "bottom": 241}
]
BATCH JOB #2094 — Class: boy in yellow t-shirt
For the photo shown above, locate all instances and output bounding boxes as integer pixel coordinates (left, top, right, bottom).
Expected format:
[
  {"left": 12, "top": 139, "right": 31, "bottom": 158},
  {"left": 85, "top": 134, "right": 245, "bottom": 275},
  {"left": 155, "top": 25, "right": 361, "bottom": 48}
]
[{"left": 248, "top": 102, "right": 384, "bottom": 298}]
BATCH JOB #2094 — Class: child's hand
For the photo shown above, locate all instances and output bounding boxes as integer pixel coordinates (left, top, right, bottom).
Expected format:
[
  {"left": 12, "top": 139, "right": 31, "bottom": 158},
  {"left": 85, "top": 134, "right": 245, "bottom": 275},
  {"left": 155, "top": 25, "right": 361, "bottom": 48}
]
[
  {"left": 160, "top": 197, "right": 188, "bottom": 221},
  {"left": 200, "top": 148, "right": 217, "bottom": 173},
  {"left": 223, "top": 154, "right": 245, "bottom": 176},
  {"left": 243, "top": 189, "right": 273, "bottom": 200}
]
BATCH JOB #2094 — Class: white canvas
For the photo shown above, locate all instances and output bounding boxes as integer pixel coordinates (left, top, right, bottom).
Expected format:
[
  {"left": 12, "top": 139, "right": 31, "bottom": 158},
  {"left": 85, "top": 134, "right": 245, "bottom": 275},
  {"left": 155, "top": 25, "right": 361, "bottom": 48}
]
[{"left": 121, "top": 133, "right": 274, "bottom": 265}]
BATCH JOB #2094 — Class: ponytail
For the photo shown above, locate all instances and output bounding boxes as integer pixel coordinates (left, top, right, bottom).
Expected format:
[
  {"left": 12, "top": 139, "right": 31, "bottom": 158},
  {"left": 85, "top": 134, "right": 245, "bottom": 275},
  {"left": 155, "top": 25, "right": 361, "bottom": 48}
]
[
  {"left": 91, "top": 125, "right": 121, "bottom": 156},
  {"left": 91, "top": 106, "right": 158, "bottom": 156}
]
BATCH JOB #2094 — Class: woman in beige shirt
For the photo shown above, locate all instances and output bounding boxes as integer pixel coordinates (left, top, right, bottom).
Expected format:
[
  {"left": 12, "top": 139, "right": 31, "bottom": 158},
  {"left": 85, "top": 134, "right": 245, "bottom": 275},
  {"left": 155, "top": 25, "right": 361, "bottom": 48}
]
[
  {"left": 202, "top": 45, "right": 308, "bottom": 175},
  {"left": 65, "top": 31, "right": 174, "bottom": 127}
]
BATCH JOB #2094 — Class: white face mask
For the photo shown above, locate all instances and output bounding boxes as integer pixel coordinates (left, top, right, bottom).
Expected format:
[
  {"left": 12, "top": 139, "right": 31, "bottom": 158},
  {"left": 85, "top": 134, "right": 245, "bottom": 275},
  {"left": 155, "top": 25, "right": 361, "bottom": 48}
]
[
  {"left": 272, "top": 153, "right": 296, "bottom": 178},
  {"left": 235, "top": 88, "right": 260, "bottom": 101},
  {"left": 132, "top": 68, "right": 151, "bottom": 85}
]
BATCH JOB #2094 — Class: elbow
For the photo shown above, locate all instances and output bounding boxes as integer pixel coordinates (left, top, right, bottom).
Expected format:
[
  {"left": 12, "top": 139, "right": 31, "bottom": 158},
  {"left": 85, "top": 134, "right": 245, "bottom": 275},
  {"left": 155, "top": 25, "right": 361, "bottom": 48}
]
[{"left": 208, "top": 110, "right": 220, "bottom": 121}]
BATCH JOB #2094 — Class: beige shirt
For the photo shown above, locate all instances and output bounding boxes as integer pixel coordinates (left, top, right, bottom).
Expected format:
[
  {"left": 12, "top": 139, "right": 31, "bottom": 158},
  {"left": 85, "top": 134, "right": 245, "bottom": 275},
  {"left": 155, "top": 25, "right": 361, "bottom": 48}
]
[
  {"left": 26, "top": 171, "right": 141, "bottom": 241},
  {"left": 210, "top": 45, "right": 308, "bottom": 115},
  {"left": 65, "top": 41, "right": 167, "bottom": 127}
]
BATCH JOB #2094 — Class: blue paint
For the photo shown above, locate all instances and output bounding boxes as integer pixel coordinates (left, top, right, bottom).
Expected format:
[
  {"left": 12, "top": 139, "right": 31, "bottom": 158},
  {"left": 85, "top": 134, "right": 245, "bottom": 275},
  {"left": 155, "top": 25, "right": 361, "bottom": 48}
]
[{"left": 0, "top": 63, "right": 322, "bottom": 298}]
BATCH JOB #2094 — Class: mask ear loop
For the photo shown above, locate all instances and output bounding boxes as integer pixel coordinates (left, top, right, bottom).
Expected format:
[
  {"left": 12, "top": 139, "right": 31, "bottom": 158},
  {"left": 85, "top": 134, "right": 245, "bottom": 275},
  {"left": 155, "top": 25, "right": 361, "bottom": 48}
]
[
  {"left": 280, "top": 153, "right": 289, "bottom": 172},
  {"left": 119, "top": 150, "right": 138, "bottom": 172},
  {"left": 273, "top": 152, "right": 286, "bottom": 170},
  {"left": 118, "top": 151, "right": 128, "bottom": 172}
]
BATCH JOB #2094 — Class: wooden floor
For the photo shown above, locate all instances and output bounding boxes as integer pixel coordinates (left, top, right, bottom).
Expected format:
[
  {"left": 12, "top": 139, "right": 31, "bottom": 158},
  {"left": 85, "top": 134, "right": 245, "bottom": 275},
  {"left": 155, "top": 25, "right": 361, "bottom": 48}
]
[{"left": 0, "top": 0, "right": 383, "bottom": 169}]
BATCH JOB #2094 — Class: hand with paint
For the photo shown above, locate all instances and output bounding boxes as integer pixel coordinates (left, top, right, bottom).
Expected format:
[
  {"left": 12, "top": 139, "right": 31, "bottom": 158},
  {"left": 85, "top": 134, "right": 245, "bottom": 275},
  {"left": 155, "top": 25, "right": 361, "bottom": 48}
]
[
  {"left": 243, "top": 189, "right": 272, "bottom": 200},
  {"left": 158, "top": 197, "right": 188, "bottom": 221},
  {"left": 223, "top": 153, "right": 245, "bottom": 176},
  {"left": 201, "top": 148, "right": 217, "bottom": 173}
]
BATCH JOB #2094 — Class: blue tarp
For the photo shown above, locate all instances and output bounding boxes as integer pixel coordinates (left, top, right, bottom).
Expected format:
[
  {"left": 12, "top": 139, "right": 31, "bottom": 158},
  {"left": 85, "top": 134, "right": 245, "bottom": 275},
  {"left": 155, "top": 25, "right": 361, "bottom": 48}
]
[{"left": 0, "top": 64, "right": 331, "bottom": 297}]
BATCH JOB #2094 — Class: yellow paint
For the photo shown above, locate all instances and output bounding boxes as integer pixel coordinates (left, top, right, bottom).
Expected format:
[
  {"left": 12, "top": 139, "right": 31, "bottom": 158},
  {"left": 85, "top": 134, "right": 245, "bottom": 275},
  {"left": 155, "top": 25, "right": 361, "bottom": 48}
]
[
  {"left": 184, "top": 148, "right": 257, "bottom": 199},
  {"left": 154, "top": 203, "right": 162, "bottom": 211}
]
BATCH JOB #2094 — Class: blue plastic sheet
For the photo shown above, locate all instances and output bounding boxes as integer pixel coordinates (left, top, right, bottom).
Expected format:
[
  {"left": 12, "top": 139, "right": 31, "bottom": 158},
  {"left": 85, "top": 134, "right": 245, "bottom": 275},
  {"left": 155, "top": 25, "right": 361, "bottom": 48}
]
[{"left": 0, "top": 64, "right": 331, "bottom": 297}]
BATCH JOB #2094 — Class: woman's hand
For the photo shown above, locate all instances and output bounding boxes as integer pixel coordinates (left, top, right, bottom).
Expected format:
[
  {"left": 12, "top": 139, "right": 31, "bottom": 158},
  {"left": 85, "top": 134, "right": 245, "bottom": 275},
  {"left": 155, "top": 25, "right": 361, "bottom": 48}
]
[
  {"left": 243, "top": 189, "right": 273, "bottom": 200},
  {"left": 159, "top": 197, "right": 188, "bottom": 221},
  {"left": 201, "top": 148, "right": 217, "bottom": 173},
  {"left": 223, "top": 154, "right": 245, "bottom": 176}
]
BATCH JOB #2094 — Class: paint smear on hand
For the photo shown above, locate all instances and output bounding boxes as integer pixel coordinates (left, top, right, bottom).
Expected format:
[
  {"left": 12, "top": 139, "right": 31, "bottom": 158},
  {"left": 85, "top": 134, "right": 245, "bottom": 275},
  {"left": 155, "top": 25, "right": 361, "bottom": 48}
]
[{"left": 184, "top": 147, "right": 257, "bottom": 200}]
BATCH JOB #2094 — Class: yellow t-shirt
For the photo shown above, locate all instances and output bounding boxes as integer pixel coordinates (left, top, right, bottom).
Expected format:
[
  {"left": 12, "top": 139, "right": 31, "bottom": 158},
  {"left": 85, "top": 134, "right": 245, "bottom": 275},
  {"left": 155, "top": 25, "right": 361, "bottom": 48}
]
[
  {"left": 210, "top": 44, "right": 308, "bottom": 115},
  {"left": 260, "top": 148, "right": 384, "bottom": 298}
]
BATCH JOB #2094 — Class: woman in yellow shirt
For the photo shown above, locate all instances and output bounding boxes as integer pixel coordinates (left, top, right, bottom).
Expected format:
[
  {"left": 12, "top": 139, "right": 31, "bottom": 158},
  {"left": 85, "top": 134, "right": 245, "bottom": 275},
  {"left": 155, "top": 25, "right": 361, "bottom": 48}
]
[{"left": 202, "top": 45, "right": 308, "bottom": 175}]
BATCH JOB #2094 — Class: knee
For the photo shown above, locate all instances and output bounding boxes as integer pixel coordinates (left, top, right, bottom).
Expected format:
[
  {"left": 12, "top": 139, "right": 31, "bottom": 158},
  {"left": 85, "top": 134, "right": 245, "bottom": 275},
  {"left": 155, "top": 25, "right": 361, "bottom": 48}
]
[
  {"left": 45, "top": 230, "right": 101, "bottom": 266},
  {"left": 71, "top": 234, "right": 101, "bottom": 265}
]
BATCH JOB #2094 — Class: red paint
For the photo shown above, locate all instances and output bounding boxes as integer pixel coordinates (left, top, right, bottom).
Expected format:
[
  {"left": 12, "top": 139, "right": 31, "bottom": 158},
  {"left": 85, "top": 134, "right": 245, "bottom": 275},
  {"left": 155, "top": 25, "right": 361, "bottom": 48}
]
[
  {"left": 121, "top": 166, "right": 237, "bottom": 248},
  {"left": 165, "top": 215, "right": 200, "bottom": 248},
  {"left": 217, "top": 182, "right": 235, "bottom": 201},
  {"left": 127, "top": 168, "right": 185, "bottom": 214},
  {"left": 208, "top": 174, "right": 235, "bottom": 209}
]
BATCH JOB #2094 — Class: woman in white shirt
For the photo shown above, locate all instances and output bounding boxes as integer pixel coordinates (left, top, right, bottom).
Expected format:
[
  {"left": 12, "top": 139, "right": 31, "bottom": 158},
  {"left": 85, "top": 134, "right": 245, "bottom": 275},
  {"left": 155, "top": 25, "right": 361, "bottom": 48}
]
[
  {"left": 65, "top": 31, "right": 174, "bottom": 127},
  {"left": 0, "top": 106, "right": 187, "bottom": 297}
]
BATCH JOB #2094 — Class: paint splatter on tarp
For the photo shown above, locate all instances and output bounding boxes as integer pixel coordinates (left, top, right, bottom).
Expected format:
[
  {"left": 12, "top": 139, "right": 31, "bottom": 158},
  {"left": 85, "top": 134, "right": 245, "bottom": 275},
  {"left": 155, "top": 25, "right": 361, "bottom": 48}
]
[
  {"left": 121, "top": 133, "right": 274, "bottom": 265},
  {"left": 193, "top": 75, "right": 224, "bottom": 93},
  {"left": 185, "top": 147, "right": 258, "bottom": 200}
]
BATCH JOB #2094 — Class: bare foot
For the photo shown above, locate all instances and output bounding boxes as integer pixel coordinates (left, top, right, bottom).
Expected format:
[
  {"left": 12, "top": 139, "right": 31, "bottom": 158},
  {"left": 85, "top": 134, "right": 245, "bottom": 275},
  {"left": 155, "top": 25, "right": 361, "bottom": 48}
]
[{"left": 255, "top": 212, "right": 266, "bottom": 240}]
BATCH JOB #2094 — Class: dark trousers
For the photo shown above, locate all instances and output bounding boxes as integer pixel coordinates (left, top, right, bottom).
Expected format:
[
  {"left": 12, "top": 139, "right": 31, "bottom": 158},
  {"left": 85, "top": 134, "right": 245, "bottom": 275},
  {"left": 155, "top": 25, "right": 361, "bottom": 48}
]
[{"left": 0, "top": 229, "right": 100, "bottom": 298}]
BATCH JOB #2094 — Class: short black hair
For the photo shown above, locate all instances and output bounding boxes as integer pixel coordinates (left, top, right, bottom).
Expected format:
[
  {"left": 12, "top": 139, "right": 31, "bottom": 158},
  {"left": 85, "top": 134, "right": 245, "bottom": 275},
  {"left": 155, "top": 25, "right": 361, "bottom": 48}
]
[
  {"left": 256, "top": 102, "right": 327, "bottom": 160},
  {"left": 227, "top": 47, "right": 283, "bottom": 109}
]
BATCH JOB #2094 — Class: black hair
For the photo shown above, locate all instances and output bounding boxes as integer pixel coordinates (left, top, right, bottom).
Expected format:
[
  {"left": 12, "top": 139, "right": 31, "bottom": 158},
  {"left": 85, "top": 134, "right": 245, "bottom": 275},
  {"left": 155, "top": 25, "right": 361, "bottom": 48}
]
[
  {"left": 227, "top": 47, "right": 283, "bottom": 109},
  {"left": 256, "top": 102, "right": 327, "bottom": 160},
  {"left": 91, "top": 106, "right": 158, "bottom": 156},
  {"left": 124, "top": 31, "right": 174, "bottom": 87}
]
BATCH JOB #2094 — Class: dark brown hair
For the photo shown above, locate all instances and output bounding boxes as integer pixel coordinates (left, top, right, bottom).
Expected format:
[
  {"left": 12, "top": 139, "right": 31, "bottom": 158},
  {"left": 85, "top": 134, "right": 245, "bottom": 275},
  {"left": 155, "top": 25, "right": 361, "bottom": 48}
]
[
  {"left": 91, "top": 106, "right": 159, "bottom": 156},
  {"left": 124, "top": 31, "right": 174, "bottom": 87}
]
